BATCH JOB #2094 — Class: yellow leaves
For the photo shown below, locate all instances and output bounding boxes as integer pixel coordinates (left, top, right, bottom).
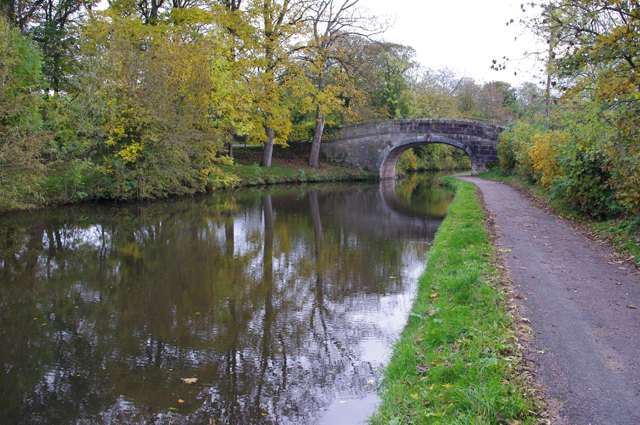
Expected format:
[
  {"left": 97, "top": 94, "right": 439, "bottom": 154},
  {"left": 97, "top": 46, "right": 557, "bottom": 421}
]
[
  {"left": 181, "top": 377, "right": 198, "bottom": 384},
  {"left": 117, "top": 142, "right": 143, "bottom": 164},
  {"left": 529, "top": 132, "right": 566, "bottom": 190}
]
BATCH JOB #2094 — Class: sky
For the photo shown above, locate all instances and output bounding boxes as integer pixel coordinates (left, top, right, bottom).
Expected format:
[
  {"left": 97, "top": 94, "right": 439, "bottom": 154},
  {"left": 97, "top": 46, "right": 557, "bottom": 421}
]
[{"left": 362, "top": 0, "right": 544, "bottom": 87}]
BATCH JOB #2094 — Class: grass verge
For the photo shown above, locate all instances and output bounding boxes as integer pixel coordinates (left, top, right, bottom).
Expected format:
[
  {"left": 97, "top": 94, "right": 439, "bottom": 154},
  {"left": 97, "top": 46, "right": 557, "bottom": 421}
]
[
  {"left": 479, "top": 170, "right": 640, "bottom": 267},
  {"left": 369, "top": 177, "right": 543, "bottom": 424},
  {"left": 219, "top": 163, "right": 375, "bottom": 186}
]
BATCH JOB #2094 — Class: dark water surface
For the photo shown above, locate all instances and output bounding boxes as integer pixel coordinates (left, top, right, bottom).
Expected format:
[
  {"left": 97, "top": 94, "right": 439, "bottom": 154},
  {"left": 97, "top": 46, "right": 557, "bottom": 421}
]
[{"left": 0, "top": 174, "right": 454, "bottom": 425}]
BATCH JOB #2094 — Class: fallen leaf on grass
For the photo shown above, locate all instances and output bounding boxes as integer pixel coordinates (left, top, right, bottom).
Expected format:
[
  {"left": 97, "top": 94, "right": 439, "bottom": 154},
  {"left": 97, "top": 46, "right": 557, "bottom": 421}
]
[
  {"left": 181, "top": 378, "right": 198, "bottom": 384},
  {"left": 415, "top": 364, "right": 430, "bottom": 372},
  {"left": 498, "top": 249, "right": 511, "bottom": 253},
  {"left": 520, "top": 318, "right": 531, "bottom": 323}
]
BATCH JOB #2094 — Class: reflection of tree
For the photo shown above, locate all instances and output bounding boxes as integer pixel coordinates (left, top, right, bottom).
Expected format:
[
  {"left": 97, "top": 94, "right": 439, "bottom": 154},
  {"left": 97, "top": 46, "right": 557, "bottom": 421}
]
[
  {"left": 393, "top": 173, "right": 455, "bottom": 217},
  {"left": 0, "top": 181, "right": 451, "bottom": 424}
]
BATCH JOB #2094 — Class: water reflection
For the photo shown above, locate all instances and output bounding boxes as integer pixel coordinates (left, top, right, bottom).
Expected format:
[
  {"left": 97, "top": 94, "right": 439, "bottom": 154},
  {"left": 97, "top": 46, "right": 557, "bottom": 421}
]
[{"left": 0, "top": 174, "right": 453, "bottom": 424}]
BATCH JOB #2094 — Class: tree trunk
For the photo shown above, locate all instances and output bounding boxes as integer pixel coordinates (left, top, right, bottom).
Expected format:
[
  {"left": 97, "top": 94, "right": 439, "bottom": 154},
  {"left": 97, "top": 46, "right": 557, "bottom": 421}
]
[
  {"left": 308, "top": 107, "right": 325, "bottom": 169},
  {"left": 261, "top": 126, "right": 274, "bottom": 167}
]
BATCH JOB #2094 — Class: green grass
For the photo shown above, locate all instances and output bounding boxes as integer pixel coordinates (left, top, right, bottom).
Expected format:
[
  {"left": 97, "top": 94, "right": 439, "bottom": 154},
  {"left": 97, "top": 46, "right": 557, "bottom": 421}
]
[
  {"left": 479, "top": 170, "right": 640, "bottom": 267},
  {"left": 219, "top": 163, "right": 375, "bottom": 186},
  {"left": 369, "top": 177, "right": 542, "bottom": 425}
]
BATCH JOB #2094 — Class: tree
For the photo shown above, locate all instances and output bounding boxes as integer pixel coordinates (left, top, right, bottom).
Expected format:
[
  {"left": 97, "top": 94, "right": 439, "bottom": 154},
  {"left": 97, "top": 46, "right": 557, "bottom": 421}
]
[
  {"left": 30, "top": 0, "right": 87, "bottom": 93},
  {"left": 1, "top": 0, "right": 47, "bottom": 29},
  {"left": 243, "top": 0, "right": 310, "bottom": 168},
  {"left": 0, "top": 16, "right": 47, "bottom": 210},
  {"left": 406, "top": 68, "right": 460, "bottom": 119},
  {"left": 362, "top": 42, "right": 416, "bottom": 120},
  {"left": 304, "top": 0, "right": 383, "bottom": 168},
  {"left": 532, "top": 0, "right": 640, "bottom": 209},
  {"left": 63, "top": 11, "right": 238, "bottom": 200}
]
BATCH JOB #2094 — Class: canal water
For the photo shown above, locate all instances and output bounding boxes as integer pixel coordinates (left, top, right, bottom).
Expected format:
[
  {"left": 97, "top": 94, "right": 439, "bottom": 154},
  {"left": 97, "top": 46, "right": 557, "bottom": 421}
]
[{"left": 0, "top": 173, "right": 454, "bottom": 425}]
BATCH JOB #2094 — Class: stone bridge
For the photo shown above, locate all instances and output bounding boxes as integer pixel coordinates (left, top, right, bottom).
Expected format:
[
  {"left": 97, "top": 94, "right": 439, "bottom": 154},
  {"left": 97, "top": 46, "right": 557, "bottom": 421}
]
[{"left": 320, "top": 119, "right": 503, "bottom": 178}]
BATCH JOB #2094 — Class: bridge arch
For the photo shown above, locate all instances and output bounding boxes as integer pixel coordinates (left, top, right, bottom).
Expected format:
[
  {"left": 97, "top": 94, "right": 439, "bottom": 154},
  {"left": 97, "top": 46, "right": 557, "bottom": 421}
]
[
  {"left": 320, "top": 119, "right": 503, "bottom": 178},
  {"left": 378, "top": 134, "right": 474, "bottom": 179}
]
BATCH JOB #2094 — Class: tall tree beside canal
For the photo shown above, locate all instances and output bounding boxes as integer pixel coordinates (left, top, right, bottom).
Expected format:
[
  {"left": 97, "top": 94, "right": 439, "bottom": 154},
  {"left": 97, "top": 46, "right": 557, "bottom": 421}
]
[
  {"left": 303, "top": 0, "right": 383, "bottom": 169},
  {"left": 242, "top": 0, "right": 310, "bottom": 168},
  {"left": 0, "top": 17, "right": 48, "bottom": 211}
]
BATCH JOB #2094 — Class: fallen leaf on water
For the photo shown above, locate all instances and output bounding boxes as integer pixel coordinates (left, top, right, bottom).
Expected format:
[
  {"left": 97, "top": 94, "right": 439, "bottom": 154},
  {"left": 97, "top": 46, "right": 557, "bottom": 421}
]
[
  {"left": 178, "top": 399, "right": 185, "bottom": 404},
  {"left": 168, "top": 407, "right": 178, "bottom": 411},
  {"left": 520, "top": 267, "right": 528, "bottom": 270},
  {"left": 181, "top": 378, "right": 198, "bottom": 384},
  {"left": 339, "top": 400, "right": 347, "bottom": 404},
  {"left": 367, "top": 379, "right": 375, "bottom": 385},
  {"left": 627, "top": 305, "right": 637, "bottom": 309}
]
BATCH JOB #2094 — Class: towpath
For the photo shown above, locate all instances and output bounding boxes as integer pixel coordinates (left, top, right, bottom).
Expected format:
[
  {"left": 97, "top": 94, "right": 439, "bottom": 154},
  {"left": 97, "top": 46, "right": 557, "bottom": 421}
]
[{"left": 455, "top": 175, "right": 640, "bottom": 425}]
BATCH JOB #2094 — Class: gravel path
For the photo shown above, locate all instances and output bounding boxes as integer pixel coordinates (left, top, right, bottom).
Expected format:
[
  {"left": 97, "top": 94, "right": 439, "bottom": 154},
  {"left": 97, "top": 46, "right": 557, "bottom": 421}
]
[{"left": 455, "top": 176, "right": 640, "bottom": 425}]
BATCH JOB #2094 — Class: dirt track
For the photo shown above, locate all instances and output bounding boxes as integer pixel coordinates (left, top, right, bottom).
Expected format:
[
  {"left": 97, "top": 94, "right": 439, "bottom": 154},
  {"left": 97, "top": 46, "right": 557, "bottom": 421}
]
[{"left": 455, "top": 176, "right": 640, "bottom": 425}]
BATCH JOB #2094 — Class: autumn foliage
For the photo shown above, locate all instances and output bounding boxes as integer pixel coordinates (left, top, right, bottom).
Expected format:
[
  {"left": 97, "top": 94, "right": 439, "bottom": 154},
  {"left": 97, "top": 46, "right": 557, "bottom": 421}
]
[{"left": 498, "top": 0, "right": 640, "bottom": 220}]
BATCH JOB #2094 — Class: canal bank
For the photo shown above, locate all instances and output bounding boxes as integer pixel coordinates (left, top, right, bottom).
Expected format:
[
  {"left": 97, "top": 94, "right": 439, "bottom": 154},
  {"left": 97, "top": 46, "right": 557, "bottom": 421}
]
[{"left": 369, "top": 177, "right": 546, "bottom": 424}]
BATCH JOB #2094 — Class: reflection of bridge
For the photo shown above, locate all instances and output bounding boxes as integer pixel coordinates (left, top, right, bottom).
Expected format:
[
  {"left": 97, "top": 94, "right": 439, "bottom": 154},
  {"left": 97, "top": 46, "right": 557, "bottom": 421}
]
[{"left": 321, "top": 119, "right": 503, "bottom": 177}]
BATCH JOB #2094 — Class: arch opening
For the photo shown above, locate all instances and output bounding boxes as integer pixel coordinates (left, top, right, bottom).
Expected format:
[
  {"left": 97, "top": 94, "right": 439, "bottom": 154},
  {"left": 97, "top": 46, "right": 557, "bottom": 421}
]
[{"left": 378, "top": 135, "right": 475, "bottom": 179}]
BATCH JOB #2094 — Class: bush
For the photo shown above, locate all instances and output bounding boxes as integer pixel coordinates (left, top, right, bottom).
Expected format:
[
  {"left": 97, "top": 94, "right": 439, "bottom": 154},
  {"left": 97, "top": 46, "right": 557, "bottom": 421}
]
[
  {"left": 497, "top": 121, "right": 540, "bottom": 180},
  {"left": 549, "top": 141, "right": 621, "bottom": 218}
]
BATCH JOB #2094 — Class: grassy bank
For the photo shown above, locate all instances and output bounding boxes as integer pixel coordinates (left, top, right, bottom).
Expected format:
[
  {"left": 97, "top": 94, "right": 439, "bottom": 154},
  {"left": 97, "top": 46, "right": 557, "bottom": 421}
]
[
  {"left": 369, "top": 177, "right": 543, "bottom": 424},
  {"left": 219, "top": 162, "right": 374, "bottom": 186},
  {"left": 219, "top": 144, "right": 376, "bottom": 186},
  {"left": 479, "top": 170, "right": 640, "bottom": 268}
]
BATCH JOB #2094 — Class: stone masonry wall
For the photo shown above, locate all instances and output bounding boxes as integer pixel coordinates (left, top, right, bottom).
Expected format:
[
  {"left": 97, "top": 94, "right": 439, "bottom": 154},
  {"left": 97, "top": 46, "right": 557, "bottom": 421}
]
[{"left": 321, "top": 119, "right": 503, "bottom": 177}]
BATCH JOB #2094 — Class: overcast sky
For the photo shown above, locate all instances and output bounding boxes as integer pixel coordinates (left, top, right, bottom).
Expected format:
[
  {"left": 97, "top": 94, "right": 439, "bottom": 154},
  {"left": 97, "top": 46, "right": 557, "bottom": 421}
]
[{"left": 363, "top": 0, "right": 544, "bottom": 87}]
